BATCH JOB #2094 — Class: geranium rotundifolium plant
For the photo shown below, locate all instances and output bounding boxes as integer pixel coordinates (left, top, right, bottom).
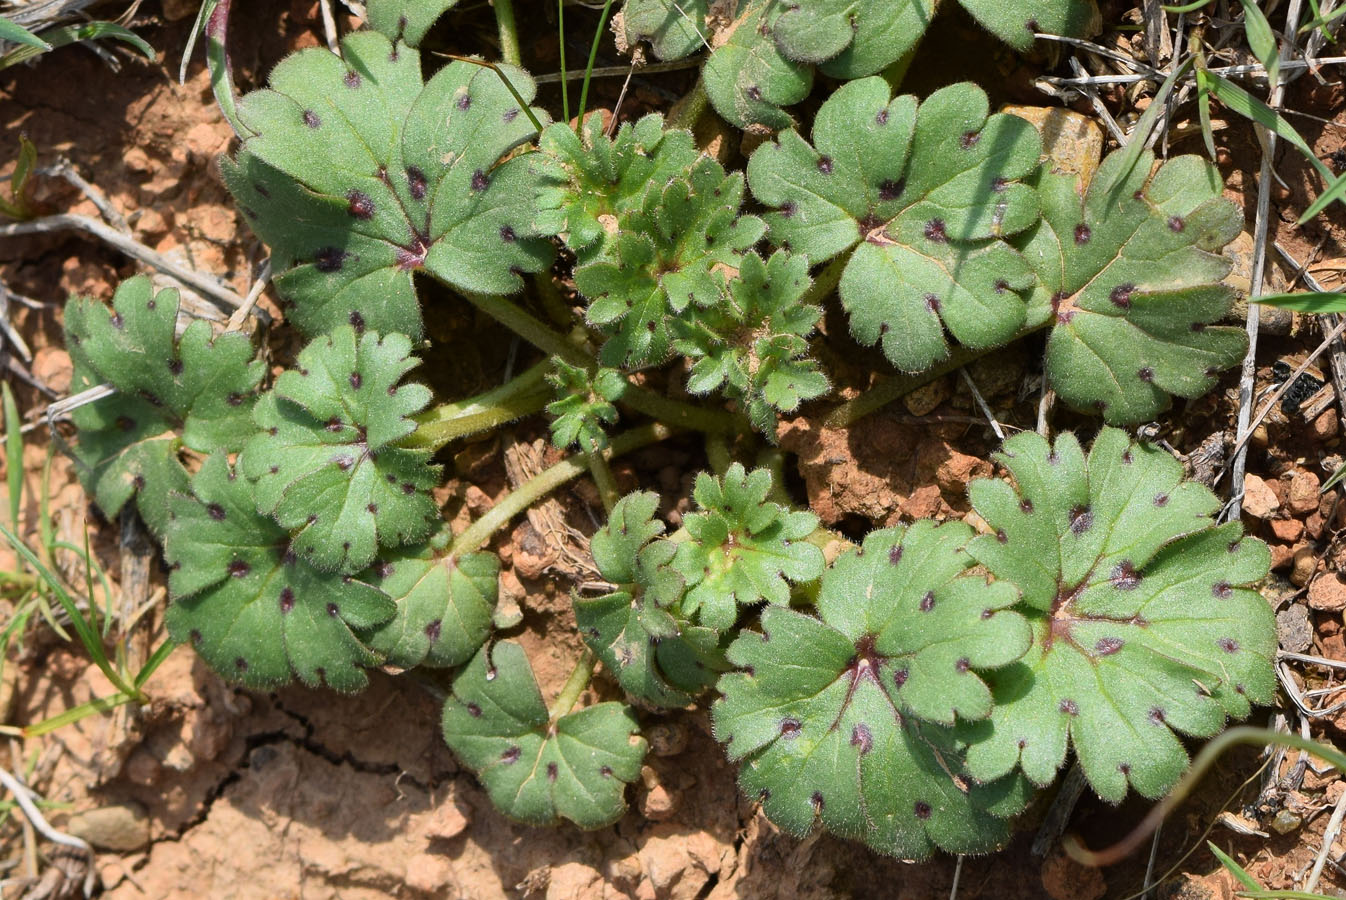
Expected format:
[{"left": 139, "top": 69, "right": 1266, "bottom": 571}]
[
  {"left": 64, "top": 275, "right": 263, "bottom": 536},
  {"left": 242, "top": 326, "right": 441, "bottom": 575},
  {"left": 222, "top": 31, "right": 552, "bottom": 338},
  {"left": 53, "top": 0, "right": 1286, "bottom": 869},
  {"left": 748, "top": 79, "right": 1042, "bottom": 373},
  {"left": 441, "top": 641, "right": 647, "bottom": 828},
  {"left": 958, "top": 428, "right": 1276, "bottom": 803}
]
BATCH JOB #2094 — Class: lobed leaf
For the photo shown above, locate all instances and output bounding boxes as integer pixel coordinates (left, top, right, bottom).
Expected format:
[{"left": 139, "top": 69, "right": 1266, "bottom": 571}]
[
  {"left": 672, "top": 463, "right": 824, "bottom": 632},
  {"left": 748, "top": 79, "right": 1041, "bottom": 373},
  {"left": 241, "top": 327, "right": 440, "bottom": 575},
  {"left": 702, "top": 0, "right": 811, "bottom": 131},
  {"left": 366, "top": 0, "right": 461, "bottom": 47},
  {"left": 574, "top": 156, "right": 765, "bottom": 368},
  {"left": 164, "top": 454, "right": 395, "bottom": 692},
  {"left": 223, "top": 32, "right": 552, "bottom": 338},
  {"left": 545, "top": 359, "right": 624, "bottom": 452},
  {"left": 64, "top": 276, "right": 262, "bottom": 535},
  {"left": 713, "top": 521, "right": 1033, "bottom": 858},
  {"left": 358, "top": 546, "right": 498, "bottom": 669},
  {"left": 1021, "top": 151, "right": 1247, "bottom": 424},
  {"left": 620, "top": 0, "right": 711, "bottom": 61},
  {"left": 441, "top": 642, "right": 647, "bottom": 828},
  {"left": 674, "top": 250, "right": 829, "bottom": 436},
  {"left": 961, "top": 428, "right": 1276, "bottom": 803}
]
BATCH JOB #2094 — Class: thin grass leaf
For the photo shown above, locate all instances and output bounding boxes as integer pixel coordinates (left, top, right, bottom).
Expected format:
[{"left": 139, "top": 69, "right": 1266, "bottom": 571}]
[
  {"left": 0, "top": 21, "right": 155, "bottom": 71},
  {"left": 1254, "top": 291, "right": 1346, "bottom": 312},
  {"left": 1107, "top": 58, "right": 1193, "bottom": 202},
  {"left": 1208, "top": 842, "right": 1262, "bottom": 891},
  {"left": 1299, "top": 169, "right": 1346, "bottom": 222},
  {"left": 3, "top": 381, "right": 21, "bottom": 531},
  {"left": 1237, "top": 0, "right": 1279, "bottom": 90},
  {"left": 1299, "top": 2, "right": 1346, "bottom": 34},
  {"left": 1200, "top": 69, "right": 1333, "bottom": 180},
  {"left": 1323, "top": 463, "right": 1346, "bottom": 493},
  {"left": 0, "top": 16, "right": 52, "bottom": 50},
  {"left": 1235, "top": 892, "right": 1339, "bottom": 899},
  {"left": 1163, "top": 0, "right": 1212, "bottom": 11},
  {"left": 1197, "top": 66, "right": 1216, "bottom": 159},
  {"left": 180, "top": 0, "right": 221, "bottom": 83}
]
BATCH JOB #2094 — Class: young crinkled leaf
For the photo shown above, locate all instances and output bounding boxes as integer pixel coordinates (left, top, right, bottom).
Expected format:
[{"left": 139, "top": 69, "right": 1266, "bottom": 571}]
[
  {"left": 535, "top": 113, "right": 699, "bottom": 263},
  {"left": 164, "top": 454, "right": 395, "bottom": 692},
  {"left": 366, "top": 0, "right": 461, "bottom": 47},
  {"left": 545, "top": 359, "right": 624, "bottom": 452},
  {"left": 64, "top": 276, "right": 263, "bottom": 535},
  {"left": 620, "top": 0, "right": 711, "bottom": 62},
  {"left": 1021, "top": 152, "right": 1247, "bottom": 424},
  {"left": 672, "top": 463, "right": 824, "bottom": 633},
  {"left": 222, "top": 32, "right": 552, "bottom": 338},
  {"left": 702, "top": 0, "right": 811, "bottom": 131},
  {"left": 441, "top": 641, "right": 647, "bottom": 828},
  {"left": 576, "top": 492, "right": 726, "bottom": 707},
  {"left": 748, "top": 79, "right": 1042, "bottom": 373},
  {"left": 241, "top": 326, "right": 440, "bottom": 575},
  {"left": 574, "top": 156, "right": 765, "bottom": 368},
  {"left": 712, "top": 523, "right": 1033, "bottom": 859},
  {"left": 357, "top": 547, "right": 498, "bottom": 669},
  {"left": 959, "top": 428, "right": 1276, "bottom": 803},
  {"left": 675, "top": 251, "right": 828, "bottom": 436}
]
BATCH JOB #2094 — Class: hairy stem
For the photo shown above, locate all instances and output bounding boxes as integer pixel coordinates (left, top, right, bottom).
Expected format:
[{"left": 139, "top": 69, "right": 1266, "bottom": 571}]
[
  {"left": 704, "top": 433, "right": 732, "bottom": 476},
  {"left": 449, "top": 422, "right": 674, "bottom": 558},
  {"left": 404, "top": 359, "right": 553, "bottom": 451},
  {"left": 586, "top": 449, "right": 621, "bottom": 512},
  {"left": 826, "top": 322, "right": 1050, "bottom": 428},
  {"left": 619, "top": 383, "right": 745, "bottom": 433},
  {"left": 666, "top": 76, "right": 709, "bottom": 132},
  {"left": 494, "top": 0, "right": 522, "bottom": 66},
  {"left": 799, "top": 254, "right": 848, "bottom": 308},
  {"left": 548, "top": 647, "right": 597, "bottom": 721},
  {"left": 205, "top": 0, "right": 251, "bottom": 139}
]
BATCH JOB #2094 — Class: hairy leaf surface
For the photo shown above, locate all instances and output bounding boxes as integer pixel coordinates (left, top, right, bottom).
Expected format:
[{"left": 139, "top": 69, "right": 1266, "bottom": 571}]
[
  {"left": 1022, "top": 152, "right": 1247, "bottom": 423},
  {"left": 359, "top": 547, "right": 498, "bottom": 668},
  {"left": 620, "top": 0, "right": 711, "bottom": 61},
  {"left": 672, "top": 463, "right": 824, "bottom": 632},
  {"left": 223, "top": 33, "right": 551, "bottom": 338},
  {"left": 713, "top": 523, "right": 1032, "bottom": 858},
  {"left": 748, "top": 79, "right": 1040, "bottom": 372},
  {"left": 366, "top": 0, "right": 461, "bottom": 47},
  {"left": 546, "top": 360, "right": 624, "bottom": 452},
  {"left": 674, "top": 250, "right": 828, "bottom": 435},
  {"left": 441, "top": 641, "right": 647, "bottom": 827},
  {"left": 961, "top": 428, "right": 1276, "bottom": 802},
  {"left": 242, "top": 327, "right": 440, "bottom": 575},
  {"left": 702, "top": 0, "right": 811, "bottom": 131},
  {"left": 65, "top": 276, "right": 262, "bottom": 535},
  {"left": 164, "top": 454, "right": 395, "bottom": 692}
]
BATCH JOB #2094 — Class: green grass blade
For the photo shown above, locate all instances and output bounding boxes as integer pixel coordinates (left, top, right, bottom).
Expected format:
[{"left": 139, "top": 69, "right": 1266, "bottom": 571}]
[
  {"left": 1237, "top": 0, "right": 1279, "bottom": 90},
  {"left": 558, "top": 0, "right": 570, "bottom": 124},
  {"left": 1254, "top": 291, "right": 1346, "bottom": 312},
  {"left": 1162, "top": 0, "right": 1211, "bottom": 11},
  {"left": 1299, "top": 170, "right": 1346, "bottom": 222},
  {"left": 179, "top": 0, "right": 220, "bottom": 83},
  {"left": 0, "top": 16, "right": 52, "bottom": 50},
  {"left": 1107, "top": 58, "right": 1193, "bottom": 200},
  {"left": 576, "top": 0, "right": 617, "bottom": 129},
  {"left": 1236, "top": 892, "right": 1338, "bottom": 899},
  {"left": 1299, "top": 2, "right": 1346, "bottom": 34},
  {"left": 1208, "top": 842, "right": 1262, "bottom": 891},
  {"left": 2, "top": 381, "right": 22, "bottom": 531},
  {"left": 0, "top": 21, "right": 155, "bottom": 70},
  {"left": 1202, "top": 70, "right": 1333, "bottom": 180}
]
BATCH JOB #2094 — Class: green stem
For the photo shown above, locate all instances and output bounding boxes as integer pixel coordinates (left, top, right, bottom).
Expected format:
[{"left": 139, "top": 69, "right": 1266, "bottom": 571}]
[
  {"left": 1066, "top": 726, "right": 1346, "bottom": 868},
  {"left": 449, "top": 422, "right": 673, "bottom": 557},
  {"left": 619, "top": 383, "right": 746, "bottom": 433},
  {"left": 666, "top": 76, "right": 709, "bottom": 131},
  {"left": 548, "top": 647, "right": 597, "bottom": 721},
  {"left": 404, "top": 359, "right": 554, "bottom": 451},
  {"left": 533, "top": 271, "right": 575, "bottom": 329},
  {"left": 557, "top": 0, "right": 570, "bottom": 125},
  {"left": 494, "top": 0, "right": 522, "bottom": 66},
  {"left": 204, "top": 0, "right": 251, "bottom": 139},
  {"left": 586, "top": 449, "right": 620, "bottom": 512},
  {"left": 799, "top": 254, "right": 847, "bottom": 308},
  {"left": 456, "top": 287, "right": 592, "bottom": 368},
  {"left": 576, "top": 0, "right": 617, "bottom": 127},
  {"left": 826, "top": 322, "right": 1050, "bottom": 428},
  {"left": 704, "top": 433, "right": 732, "bottom": 476}
]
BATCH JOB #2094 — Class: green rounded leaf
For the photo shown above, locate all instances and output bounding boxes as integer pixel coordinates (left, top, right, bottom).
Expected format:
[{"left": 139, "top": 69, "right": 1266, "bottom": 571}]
[
  {"left": 358, "top": 547, "right": 499, "bottom": 669},
  {"left": 672, "top": 463, "right": 824, "bottom": 632},
  {"left": 958, "top": 0, "right": 1099, "bottom": 51},
  {"left": 64, "top": 276, "right": 262, "bottom": 535},
  {"left": 164, "top": 454, "right": 395, "bottom": 692},
  {"left": 703, "top": 0, "right": 812, "bottom": 131},
  {"left": 748, "top": 79, "right": 1041, "bottom": 373},
  {"left": 961, "top": 428, "right": 1277, "bottom": 803},
  {"left": 366, "top": 0, "right": 462, "bottom": 47},
  {"left": 242, "top": 327, "right": 441, "bottom": 575},
  {"left": 442, "top": 642, "right": 647, "bottom": 828},
  {"left": 774, "top": 0, "right": 935, "bottom": 79},
  {"left": 620, "top": 0, "right": 710, "bottom": 61},
  {"left": 712, "top": 522, "right": 1032, "bottom": 859},
  {"left": 1022, "top": 152, "right": 1247, "bottom": 424},
  {"left": 223, "top": 32, "right": 552, "bottom": 338}
]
